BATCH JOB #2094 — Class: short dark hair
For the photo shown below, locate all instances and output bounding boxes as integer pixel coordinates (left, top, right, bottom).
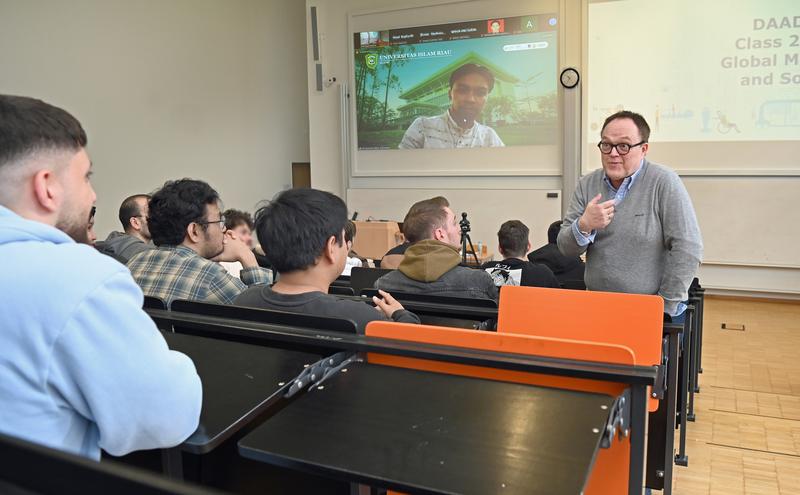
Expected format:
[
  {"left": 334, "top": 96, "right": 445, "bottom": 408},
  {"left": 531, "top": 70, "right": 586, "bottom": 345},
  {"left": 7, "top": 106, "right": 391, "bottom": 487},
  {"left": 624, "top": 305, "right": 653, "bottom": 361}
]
[
  {"left": 402, "top": 198, "right": 449, "bottom": 243},
  {"left": 547, "top": 220, "right": 562, "bottom": 244},
  {"left": 449, "top": 63, "right": 495, "bottom": 92},
  {"left": 254, "top": 188, "right": 347, "bottom": 273},
  {"left": 344, "top": 220, "right": 357, "bottom": 244},
  {"left": 497, "top": 220, "right": 529, "bottom": 258},
  {"left": 223, "top": 209, "right": 254, "bottom": 231},
  {"left": 118, "top": 194, "right": 151, "bottom": 231},
  {"left": 148, "top": 179, "right": 220, "bottom": 246},
  {"left": 0, "top": 95, "right": 87, "bottom": 170},
  {"left": 601, "top": 110, "right": 650, "bottom": 143}
]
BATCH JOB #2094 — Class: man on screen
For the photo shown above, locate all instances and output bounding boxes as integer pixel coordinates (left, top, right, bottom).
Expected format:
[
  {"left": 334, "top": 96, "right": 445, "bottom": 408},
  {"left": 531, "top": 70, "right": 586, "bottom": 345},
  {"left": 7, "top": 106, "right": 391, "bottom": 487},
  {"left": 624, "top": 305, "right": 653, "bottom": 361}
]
[{"left": 399, "top": 63, "right": 504, "bottom": 149}]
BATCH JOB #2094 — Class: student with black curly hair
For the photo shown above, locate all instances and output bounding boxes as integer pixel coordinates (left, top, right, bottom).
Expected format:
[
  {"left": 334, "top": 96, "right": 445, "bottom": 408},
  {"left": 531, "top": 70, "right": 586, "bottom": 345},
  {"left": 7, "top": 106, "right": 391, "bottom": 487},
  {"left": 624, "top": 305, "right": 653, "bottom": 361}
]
[{"left": 127, "top": 179, "right": 271, "bottom": 307}]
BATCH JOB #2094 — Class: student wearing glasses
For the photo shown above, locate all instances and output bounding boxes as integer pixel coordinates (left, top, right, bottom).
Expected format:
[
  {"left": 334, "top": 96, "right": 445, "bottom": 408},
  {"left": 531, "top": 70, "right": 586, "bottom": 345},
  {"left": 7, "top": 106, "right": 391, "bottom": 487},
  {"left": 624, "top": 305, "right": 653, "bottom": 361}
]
[
  {"left": 557, "top": 110, "right": 702, "bottom": 321},
  {"left": 399, "top": 63, "right": 504, "bottom": 149},
  {"left": 126, "top": 179, "right": 271, "bottom": 307},
  {"left": 96, "top": 194, "right": 154, "bottom": 263}
]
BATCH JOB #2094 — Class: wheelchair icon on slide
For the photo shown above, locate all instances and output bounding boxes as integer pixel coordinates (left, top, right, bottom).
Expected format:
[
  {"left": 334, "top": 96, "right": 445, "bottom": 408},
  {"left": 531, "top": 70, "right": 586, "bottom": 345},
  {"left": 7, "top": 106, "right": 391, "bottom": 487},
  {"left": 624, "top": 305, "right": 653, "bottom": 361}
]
[{"left": 715, "top": 111, "right": 741, "bottom": 134}]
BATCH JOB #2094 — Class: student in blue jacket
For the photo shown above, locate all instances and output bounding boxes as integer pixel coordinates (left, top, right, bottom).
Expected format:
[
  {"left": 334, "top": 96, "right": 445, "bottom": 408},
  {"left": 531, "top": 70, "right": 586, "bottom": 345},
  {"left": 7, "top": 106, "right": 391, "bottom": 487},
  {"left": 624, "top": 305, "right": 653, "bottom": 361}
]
[{"left": 0, "top": 95, "right": 202, "bottom": 460}]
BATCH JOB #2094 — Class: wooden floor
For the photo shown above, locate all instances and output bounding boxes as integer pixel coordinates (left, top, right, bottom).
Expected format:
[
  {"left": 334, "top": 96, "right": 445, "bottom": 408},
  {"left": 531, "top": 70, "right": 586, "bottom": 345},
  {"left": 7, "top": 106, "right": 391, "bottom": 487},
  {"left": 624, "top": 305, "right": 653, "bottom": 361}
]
[{"left": 669, "top": 297, "right": 800, "bottom": 495}]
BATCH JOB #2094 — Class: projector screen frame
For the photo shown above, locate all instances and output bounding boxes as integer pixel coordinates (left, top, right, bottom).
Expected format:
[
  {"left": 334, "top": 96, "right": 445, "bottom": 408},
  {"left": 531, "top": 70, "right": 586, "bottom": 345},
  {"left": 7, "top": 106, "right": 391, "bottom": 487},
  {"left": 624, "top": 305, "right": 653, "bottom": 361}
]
[{"left": 346, "top": 0, "right": 564, "bottom": 178}]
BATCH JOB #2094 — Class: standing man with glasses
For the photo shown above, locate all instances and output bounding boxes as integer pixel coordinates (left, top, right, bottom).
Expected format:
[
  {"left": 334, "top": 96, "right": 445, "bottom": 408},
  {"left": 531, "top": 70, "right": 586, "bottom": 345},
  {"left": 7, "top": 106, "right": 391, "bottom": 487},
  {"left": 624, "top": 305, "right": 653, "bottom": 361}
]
[
  {"left": 399, "top": 63, "right": 504, "bottom": 149},
  {"left": 558, "top": 110, "right": 702, "bottom": 321},
  {"left": 127, "top": 179, "right": 271, "bottom": 308}
]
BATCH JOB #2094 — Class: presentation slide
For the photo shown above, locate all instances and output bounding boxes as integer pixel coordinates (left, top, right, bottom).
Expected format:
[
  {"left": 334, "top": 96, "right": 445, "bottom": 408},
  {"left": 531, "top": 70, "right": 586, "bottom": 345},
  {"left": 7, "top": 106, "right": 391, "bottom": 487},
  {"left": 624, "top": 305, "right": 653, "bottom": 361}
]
[
  {"left": 587, "top": 0, "right": 799, "bottom": 173},
  {"left": 353, "top": 14, "right": 558, "bottom": 151}
]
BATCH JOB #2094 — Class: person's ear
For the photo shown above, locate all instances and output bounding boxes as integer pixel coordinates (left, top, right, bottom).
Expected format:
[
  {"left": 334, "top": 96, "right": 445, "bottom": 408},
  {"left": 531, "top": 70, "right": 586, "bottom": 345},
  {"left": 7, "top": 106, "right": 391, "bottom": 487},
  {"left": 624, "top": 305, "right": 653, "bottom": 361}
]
[
  {"left": 31, "top": 169, "right": 61, "bottom": 214},
  {"left": 433, "top": 227, "right": 445, "bottom": 242},
  {"left": 641, "top": 142, "right": 649, "bottom": 156},
  {"left": 323, "top": 235, "right": 338, "bottom": 264},
  {"left": 130, "top": 216, "right": 142, "bottom": 231},
  {"left": 186, "top": 222, "right": 203, "bottom": 244},
  {"left": 527, "top": 240, "right": 532, "bottom": 253}
]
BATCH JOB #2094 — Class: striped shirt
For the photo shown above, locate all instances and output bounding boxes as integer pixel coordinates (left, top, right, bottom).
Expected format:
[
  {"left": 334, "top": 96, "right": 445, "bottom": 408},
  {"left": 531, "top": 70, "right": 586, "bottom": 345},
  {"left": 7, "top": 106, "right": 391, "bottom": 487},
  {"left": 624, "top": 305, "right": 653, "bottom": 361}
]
[
  {"left": 399, "top": 111, "right": 504, "bottom": 149},
  {"left": 127, "top": 245, "right": 271, "bottom": 308}
]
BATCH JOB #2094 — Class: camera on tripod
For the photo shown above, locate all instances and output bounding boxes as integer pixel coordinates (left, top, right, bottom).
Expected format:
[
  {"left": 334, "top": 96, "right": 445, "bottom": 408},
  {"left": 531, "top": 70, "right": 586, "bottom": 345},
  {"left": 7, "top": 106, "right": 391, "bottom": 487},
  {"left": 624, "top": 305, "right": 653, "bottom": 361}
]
[
  {"left": 459, "top": 212, "right": 471, "bottom": 234},
  {"left": 459, "top": 212, "right": 478, "bottom": 265}
]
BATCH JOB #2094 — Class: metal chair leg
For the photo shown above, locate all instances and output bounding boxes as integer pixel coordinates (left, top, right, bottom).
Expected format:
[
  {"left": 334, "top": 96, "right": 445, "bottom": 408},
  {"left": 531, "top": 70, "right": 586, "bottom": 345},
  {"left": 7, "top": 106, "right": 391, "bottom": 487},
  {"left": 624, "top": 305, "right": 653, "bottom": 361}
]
[
  {"left": 675, "top": 316, "right": 691, "bottom": 466},
  {"left": 687, "top": 306, "right": 697, "bottom": 422}
]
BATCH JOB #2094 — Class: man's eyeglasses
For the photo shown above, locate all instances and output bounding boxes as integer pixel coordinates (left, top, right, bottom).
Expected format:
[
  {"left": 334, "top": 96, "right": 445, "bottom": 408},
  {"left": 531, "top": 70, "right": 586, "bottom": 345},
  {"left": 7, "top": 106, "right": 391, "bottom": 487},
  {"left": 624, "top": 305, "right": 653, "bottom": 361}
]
[
  {"left": 196, "top": 216, "right": 226, "bottom": 229},
  {"left": 452, "top": 84, "right": 489, "bottom": 98},
  {"left": 597, "top": 141, "right": 646, "bottom": 155},
  {"left": 89, "top": 206, "right": 96, "bottom": 220}
]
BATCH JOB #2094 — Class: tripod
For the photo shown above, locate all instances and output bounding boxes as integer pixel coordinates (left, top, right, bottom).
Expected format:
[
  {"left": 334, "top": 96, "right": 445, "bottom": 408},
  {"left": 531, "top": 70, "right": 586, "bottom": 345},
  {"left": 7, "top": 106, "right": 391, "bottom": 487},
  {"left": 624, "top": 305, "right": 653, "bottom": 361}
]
[{"left": 459, "top": 212, "right": 479, "bottom": 265}]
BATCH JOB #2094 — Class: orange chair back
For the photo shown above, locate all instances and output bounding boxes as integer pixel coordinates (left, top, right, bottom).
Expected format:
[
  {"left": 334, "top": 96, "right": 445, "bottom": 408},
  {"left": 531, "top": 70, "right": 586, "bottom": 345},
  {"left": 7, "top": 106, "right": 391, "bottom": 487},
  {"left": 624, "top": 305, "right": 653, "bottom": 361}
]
[
  {"left": 497, "top": 285, "right": 663, "bottom": 411},
  {"left": 365, "top": 321, "right": 644, "bottom": 495}
]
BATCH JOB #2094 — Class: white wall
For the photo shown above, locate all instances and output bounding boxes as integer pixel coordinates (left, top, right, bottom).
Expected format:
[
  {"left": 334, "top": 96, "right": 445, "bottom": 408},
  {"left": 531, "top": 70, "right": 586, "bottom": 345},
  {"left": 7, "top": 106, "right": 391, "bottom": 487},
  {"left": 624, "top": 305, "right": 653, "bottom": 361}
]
[
  {"left": 0, "top": 0, "right": 310, "bottom": 237},
  {"left": 306, "top": 0, "right": 800, "bottom": 296},
  {"left": 348, "top": 188, "right": 562, "bottom": 253}
]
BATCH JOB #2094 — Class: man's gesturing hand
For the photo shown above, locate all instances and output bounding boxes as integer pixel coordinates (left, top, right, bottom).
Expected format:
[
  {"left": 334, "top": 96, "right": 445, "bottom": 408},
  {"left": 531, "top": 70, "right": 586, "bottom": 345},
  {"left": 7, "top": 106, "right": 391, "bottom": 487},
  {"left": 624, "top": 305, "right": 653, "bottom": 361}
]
[{"left": 578, "top": 193, "right": 616, "bottom": 232}]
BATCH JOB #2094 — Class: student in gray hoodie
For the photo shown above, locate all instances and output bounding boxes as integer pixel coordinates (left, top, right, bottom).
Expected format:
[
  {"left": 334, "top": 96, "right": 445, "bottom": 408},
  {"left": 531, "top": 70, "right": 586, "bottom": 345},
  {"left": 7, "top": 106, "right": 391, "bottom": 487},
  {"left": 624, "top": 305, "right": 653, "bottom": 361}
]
[{"left": 96, "top": 194, "right": 153, "bottom": 263}]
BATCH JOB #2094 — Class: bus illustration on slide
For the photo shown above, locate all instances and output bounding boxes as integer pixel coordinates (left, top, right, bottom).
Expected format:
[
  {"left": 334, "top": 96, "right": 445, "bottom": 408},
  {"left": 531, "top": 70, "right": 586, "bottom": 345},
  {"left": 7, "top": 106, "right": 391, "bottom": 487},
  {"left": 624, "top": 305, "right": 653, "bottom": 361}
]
[{"left": 755, "top": 100, "right": 800, "bottom": 128}]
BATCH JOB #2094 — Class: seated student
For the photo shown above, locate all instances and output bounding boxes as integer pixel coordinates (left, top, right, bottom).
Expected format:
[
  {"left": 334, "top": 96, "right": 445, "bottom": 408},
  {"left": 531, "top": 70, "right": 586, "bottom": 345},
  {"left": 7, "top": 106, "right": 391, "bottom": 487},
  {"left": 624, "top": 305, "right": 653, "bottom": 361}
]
[
  {"left": 219, "top": 209, "right": 263, "bottom": 279},
  {"left": 379, "top": 196, "right": 450, "bottom": 269},
  {"left": 528, "top": 220, "right": 585, "bottom": 285},
  {"left": 482, "top": 220, "right": 559, "bottom": 288},
  {"left": 341, "top": 220, "right": 365, "bottom": 276},
  {"left": 86, "top": 205, "right": 97, "bottom": 245},
  {"left": 234, "top": 188, "right": 419, "bottom": 333},
  {"left": 0, "top": 94, "right": 201, "bottom": 459},
  {"left": 96, "top": 194, "right": 153, "bottom": 263},
  {"left": 127, "top": 179, "right": 271, "bottom": 307},
  {"left": 375, "top": 198, "right": 498, "bottom": 300}
]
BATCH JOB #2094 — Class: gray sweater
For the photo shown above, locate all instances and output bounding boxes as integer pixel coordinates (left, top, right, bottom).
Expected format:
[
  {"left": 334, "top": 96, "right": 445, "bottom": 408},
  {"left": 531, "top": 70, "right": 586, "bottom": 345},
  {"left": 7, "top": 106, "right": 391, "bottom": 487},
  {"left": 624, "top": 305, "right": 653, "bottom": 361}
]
[
  {"left": 557, "top": 160, "right": 702, "bottom": 315},
  {"left": 96, "top": 231, "right": 152, "bottom": 263}
]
